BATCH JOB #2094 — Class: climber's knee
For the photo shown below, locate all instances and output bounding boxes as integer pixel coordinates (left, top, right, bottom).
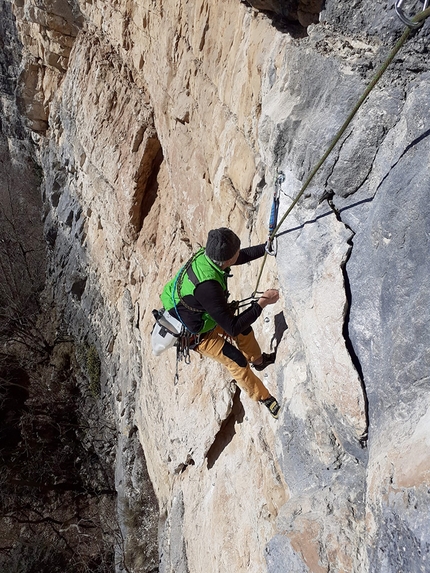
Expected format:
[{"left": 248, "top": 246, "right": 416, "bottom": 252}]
[{"left": 222, "top": 341, "right": 248, "bottom": 368}]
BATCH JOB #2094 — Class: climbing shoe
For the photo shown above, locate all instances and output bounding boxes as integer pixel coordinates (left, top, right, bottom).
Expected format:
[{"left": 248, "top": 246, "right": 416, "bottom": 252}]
[
  {"left": 252, "top": 352, "right": 276, "bottom": 371},
  {"left": 261, "top": 396, "right": 280, "bottom": 419}
]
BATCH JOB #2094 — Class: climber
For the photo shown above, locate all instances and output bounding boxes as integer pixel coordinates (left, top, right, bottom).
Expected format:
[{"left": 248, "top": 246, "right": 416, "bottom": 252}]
[{"left": 160, "top": 227, "right": 281, "bottom": 419}]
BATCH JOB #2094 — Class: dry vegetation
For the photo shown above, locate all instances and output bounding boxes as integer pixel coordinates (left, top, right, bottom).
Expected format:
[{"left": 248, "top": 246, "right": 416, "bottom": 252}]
[{"left": 0, "top": 142, "right": 120, "bottom": 572}]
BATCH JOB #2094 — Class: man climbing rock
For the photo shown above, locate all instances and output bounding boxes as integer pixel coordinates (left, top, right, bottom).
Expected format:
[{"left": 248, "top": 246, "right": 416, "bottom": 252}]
[{"left": 160, "top": 227, "right": 281, "bottom": 419}]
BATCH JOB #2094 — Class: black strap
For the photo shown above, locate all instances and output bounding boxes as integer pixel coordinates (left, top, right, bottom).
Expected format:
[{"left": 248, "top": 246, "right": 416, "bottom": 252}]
[
  {"left": 176, "top": 252, "right": 203, "bottom": 314},
  {"left": 186, "top": 264, "right": 199, "bottom": 286}
]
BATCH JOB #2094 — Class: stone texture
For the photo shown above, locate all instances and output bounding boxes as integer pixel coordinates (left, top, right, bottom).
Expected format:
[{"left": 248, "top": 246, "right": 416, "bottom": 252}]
[
  {"left": 341, "top": 72, "right": 430, "bottom": 573},
  {"left": 3, "top": 0, "right": 430, "bottom": 571},
  {"left": 0, "top": 0, "right": 46, "bottom": 301}
]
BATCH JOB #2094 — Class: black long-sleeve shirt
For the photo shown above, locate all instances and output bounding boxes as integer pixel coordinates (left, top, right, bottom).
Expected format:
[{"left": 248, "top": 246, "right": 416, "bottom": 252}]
[{"left": 170, "top": 244, "right": 266, "bottom": 336}]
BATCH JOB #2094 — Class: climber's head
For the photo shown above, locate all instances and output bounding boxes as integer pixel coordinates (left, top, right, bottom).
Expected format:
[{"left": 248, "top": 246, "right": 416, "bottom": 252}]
[{"left": 205, "top": 228, "right": 241, "bottom": 267}]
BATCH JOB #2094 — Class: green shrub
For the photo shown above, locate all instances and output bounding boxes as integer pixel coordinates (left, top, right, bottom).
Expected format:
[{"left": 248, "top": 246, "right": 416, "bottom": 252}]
[{"left": 75, "top": 343, "right": 101, "bottom": 397}]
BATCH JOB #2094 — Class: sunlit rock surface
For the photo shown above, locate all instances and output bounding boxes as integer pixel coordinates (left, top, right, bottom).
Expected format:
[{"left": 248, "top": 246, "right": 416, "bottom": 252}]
[{"left": 3, "top": 0, "right": 430, "bottom": 570}]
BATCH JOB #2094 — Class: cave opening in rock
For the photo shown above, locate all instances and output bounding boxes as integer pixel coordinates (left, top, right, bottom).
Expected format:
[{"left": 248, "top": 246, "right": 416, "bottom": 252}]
[
  {"left": 131, "top": 141, "right": 164, "bottom": 236},
  {"left": 242, "top": 0, "right": 324, "bottom": 36}
]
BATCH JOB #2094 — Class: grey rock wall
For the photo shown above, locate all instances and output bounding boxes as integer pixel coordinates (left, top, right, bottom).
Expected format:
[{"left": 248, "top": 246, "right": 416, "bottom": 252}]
[
  {"left": 258, "top": 3, "right": 430, "bottom": 569},
  {"left": 344, "top": 72, "right": 430, "bottom": 571},
  {"left": 2, "top": 0, "right": 430, "bottom": 571}
]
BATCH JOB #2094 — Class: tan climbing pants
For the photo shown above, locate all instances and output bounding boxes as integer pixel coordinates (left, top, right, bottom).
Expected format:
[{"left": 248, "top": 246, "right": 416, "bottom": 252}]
[{"left": 195, "top": 326, "right": 271, "bottom": 402}]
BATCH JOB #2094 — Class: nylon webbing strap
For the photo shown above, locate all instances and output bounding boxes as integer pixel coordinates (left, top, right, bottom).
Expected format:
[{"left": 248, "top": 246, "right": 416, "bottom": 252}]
[{"left": 186, "top": 265, "right": 199, "bottom": 287}]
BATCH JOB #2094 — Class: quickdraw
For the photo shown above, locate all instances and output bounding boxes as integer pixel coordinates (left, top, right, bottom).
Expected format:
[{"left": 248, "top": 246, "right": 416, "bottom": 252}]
[{"left": 265, "top": 171, "right": 285, "bottom": 256}]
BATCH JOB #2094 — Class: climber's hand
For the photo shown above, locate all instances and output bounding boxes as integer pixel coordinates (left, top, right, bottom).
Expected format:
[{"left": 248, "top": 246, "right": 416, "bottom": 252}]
[{"left": 257, "top": 289, "right": 279, "bottom": 309}]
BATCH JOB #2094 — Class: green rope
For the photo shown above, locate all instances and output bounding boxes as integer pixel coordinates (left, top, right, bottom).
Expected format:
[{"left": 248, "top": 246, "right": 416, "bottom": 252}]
[{"left": 253, "top": 6, "right": 430, "bottom": 296}]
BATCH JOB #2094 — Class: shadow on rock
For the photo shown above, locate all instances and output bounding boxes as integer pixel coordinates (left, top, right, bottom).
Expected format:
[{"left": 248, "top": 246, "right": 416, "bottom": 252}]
[{"left": 206, "top": 387, "right": 245, "bottom": 470}]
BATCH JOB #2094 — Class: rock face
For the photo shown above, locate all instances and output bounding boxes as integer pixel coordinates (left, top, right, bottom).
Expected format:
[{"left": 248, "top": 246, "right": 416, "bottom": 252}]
[{"left": 2, "top": 0, "right": 430, "bottom": 571}]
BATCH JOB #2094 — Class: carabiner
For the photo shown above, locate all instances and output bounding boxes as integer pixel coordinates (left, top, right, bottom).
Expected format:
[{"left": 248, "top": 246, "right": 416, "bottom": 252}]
[
  {"left": 265, "top": 237, "right": 277, "bottom": 256},
  {"left": 266, "top": 170, "right": 284, "bottom": 257},
  {"left": 276, "top": 171, "right": 286, "bottom": 188},
  {"left": 395, "top": 0, "right": 429, "bottom": 28}
]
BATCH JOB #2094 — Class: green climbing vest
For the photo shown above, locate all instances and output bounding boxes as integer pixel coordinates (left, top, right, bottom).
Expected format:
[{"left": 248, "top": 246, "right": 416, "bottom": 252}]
[{"left": 160, "top": 248, "right": 228, "bottom": 334}]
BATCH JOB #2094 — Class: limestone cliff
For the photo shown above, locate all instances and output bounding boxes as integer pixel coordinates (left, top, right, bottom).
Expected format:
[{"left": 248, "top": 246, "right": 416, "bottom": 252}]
[{"left": 1, "top": 0, "right": 430, "bottom": 571}]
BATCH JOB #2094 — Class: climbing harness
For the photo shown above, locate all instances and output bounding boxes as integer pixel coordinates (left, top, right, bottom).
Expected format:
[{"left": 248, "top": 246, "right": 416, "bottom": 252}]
[
  {"left": 168, "top": 254, "right": 202, "bottom": 382},
  {"left": 252, "top": 4, "right": 430, "bottom": 296},
  {"left": 395, "top": 0, "right": 429, "bottom": 28},
  {"left": 265, "top": 171, "right": 285, "bottom": 256},
  {"left": 157, "top": 249, "right": 263, "bottom": 381},
  {"left": 151, "top": 253, "right": 203, "bottom": 382},
  {"left": 151, "top": 306, "right": 201, "bottom": 384},
  {"left": 154, "top": 259, "right": 267, "bottom": 385}
]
